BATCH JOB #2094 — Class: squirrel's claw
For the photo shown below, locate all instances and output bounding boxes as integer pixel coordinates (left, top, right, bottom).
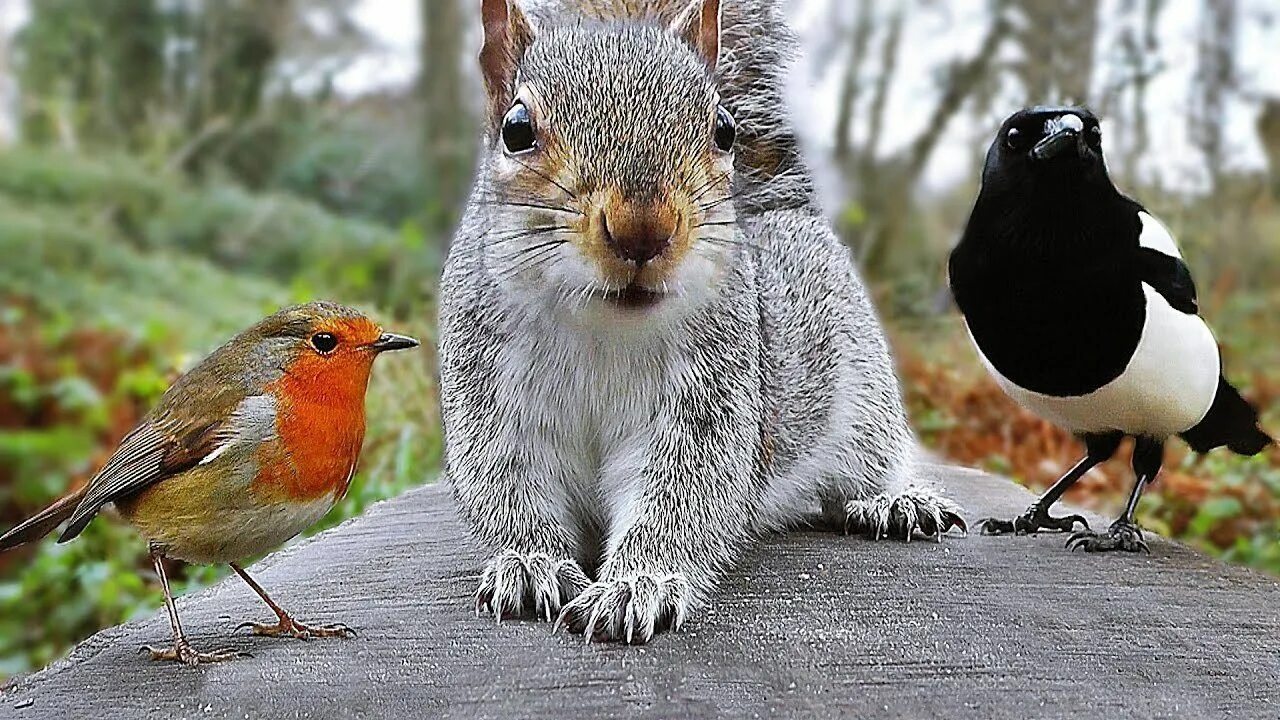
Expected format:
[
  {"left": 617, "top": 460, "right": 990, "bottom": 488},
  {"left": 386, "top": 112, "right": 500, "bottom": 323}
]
[
  {"left": 845, "top": 487, "right": 966, "bottom": 543},
  {"left": 476, "top": 549, "right": 589, "bottom": 623},
  {"left": 555, "top": 572, "right": 691, "bottom": 645}
]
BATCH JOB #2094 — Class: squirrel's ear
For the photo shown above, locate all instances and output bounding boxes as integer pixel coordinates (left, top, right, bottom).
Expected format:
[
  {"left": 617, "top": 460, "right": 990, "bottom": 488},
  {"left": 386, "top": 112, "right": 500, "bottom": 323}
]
[
  {"left": 670, "top": 0, "right": 722, "bottom": 71},
  {"left": 480, "top": 0, "right": 536, "bottom": 121}
]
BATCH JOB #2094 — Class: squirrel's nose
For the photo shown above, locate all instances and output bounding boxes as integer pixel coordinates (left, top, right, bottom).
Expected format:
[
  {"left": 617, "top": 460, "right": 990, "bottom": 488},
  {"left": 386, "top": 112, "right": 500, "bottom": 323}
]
[{"left": 602, "top": 202, "right": 676, "bottom": 266}]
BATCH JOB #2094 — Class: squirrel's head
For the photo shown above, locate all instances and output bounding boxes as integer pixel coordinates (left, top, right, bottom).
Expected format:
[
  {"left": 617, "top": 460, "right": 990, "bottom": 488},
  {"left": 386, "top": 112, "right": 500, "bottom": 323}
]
[{"left": 475, "top": 0, "right": 736, "bottom": 325}]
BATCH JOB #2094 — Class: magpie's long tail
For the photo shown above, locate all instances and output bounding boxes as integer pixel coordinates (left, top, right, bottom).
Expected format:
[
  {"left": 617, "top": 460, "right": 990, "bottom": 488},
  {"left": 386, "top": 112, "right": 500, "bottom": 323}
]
[
  {"left": 0, "top": 487, "right": 86, "bottom": 553},
  {"left": 1181, "top": 376, "right": 1273, "bottom": 456}
]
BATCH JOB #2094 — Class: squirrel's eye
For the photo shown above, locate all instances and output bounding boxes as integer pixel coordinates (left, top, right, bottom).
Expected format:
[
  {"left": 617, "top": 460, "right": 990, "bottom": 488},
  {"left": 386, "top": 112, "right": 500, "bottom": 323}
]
[
  {"left": 501, "top": 101, "right": 537, "bottom": 154},
  {"left": 713, "top": 105, "right": 736, "bottom": 153},
  {"left": 1005, "top": 127, "right": 1022, "bottom": 149},
  {"left": 310, "top": 332, "right": 338, "bottom": 354}
]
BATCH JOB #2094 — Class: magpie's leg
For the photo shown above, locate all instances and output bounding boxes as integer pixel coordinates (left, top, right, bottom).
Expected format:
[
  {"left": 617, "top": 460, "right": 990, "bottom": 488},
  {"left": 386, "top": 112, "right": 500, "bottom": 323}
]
[
  {"left": 1067, "top": 438, "right": 1162, "bottom": 554},
  {"left": 979, "top": 432, "right": 1122, "bottom": 536}
]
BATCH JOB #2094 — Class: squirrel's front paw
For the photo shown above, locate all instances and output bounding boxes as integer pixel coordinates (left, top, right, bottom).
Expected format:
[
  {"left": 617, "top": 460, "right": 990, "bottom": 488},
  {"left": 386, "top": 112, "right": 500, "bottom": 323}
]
[
  {"left": 554, "top": 572, "right": 692, "bottom": 645},
  {"left": 845, "top": 487, "right": 967, "bottom": 542},
  {"left": 475, "top": 550, "right": 590, "bottom": 622}
]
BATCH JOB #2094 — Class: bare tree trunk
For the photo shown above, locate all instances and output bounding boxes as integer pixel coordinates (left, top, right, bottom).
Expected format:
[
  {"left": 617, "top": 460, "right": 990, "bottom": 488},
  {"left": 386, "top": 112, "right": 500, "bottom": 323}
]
[
  {"left": 1189, "top": 0, "right": 1240, "bottom": 285},
  {"left": 1114, "top": 0, "right": 1165, "bottom": 184},
  {"left": 421, "top": 0, "right": 475, "bottom": 253},
  {"left": 858, "top": 7, "right": 1012, "bottom": 276},
  {"left": 1259, "top": 100, "right": 1280, "bottom": 202},
  {"left": 1190, "top": 0, "right": 1237, "bottom": 194},
  {"left": 1010, "top": 0, "right": 1099, "bottom": 104},
  {"left": 832, "top": 0, "right": 874, "bottom": 164},
  {"left": 0, "top": 11, "right": 13, "bottom": 148},
  {"left": 904, "top": 11, "right": 1012, "bottom": 180},
  {"left": 861, "top": 8, "right": 904, "bottom": 180},
  {"left": 1057, "top": 0, "right": 1098, "bottom": 103}
]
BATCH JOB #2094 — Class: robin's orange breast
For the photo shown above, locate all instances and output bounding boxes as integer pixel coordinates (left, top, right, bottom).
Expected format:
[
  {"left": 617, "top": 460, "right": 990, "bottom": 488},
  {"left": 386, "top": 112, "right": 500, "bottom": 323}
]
[{"left": 253, "top": 356, "right": 371, "bottom": 503}]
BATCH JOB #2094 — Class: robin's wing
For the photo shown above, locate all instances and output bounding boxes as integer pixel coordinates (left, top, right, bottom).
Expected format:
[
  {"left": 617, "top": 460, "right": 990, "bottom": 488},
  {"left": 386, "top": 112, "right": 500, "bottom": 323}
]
[{"left": 58, "top": 393, "right": 277, "bottom": 542}]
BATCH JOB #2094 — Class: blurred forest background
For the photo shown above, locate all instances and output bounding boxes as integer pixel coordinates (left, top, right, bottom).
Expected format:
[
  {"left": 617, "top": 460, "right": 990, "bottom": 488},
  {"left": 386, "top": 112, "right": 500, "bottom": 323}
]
[{"left": 0, "top": 0, "right": 1278, "bottom": 680}]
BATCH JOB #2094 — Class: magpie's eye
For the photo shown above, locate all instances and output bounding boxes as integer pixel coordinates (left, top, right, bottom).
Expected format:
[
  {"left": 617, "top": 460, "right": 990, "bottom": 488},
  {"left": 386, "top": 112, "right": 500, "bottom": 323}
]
[
  {"left": 1005, "top": 127, "right": 1022, "bottom": 149},
  {"left": 713, "top": 105, "right": 736, "bottom": 153},
  {"left": 1089, "top": 125, "right": 1103, "bottom": 146},
  {"left": 311, "top": 332, "right": 338, "bottom": 354},
  {"left": 501, "top": 101, "right": 537, "bottom": 154}
]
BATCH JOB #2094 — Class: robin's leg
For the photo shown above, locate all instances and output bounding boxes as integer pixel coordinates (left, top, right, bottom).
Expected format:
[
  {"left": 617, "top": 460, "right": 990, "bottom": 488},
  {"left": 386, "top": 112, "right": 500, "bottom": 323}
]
[
  {"left": 1067, "top": 437, "right": 1160, "bottom": 553},
  {"left": 231, "top": 563, "right": 356, "bottom": 639},
  {"left": 143, "top": 546, "right": 242, "bottom": 665},
  {"left": 979, "top": 432, "right": 1122, "bottom": 535}
]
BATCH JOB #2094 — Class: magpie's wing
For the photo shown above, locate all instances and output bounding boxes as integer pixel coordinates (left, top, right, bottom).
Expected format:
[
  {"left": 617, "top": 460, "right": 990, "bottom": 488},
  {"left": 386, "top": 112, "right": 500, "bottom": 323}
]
[
  {"left": 1133, "top": 212, "right": 1199, "bottom": 315},
  {"left": 1134, "top": 247, "right": 1198, "bottom": 314}
]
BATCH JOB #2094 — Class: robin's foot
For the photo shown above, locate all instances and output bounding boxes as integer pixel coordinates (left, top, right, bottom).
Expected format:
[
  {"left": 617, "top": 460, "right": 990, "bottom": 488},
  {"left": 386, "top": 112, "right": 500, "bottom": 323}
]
[
  {"left": 1066, "top": 520, "right": 1150, "bottom": 553},
  {"left": 844, "top": 487, "right": 966, "bottom": 542},
  {"left": 142, "top": 640, "right": 244, "bottom": 666},
  {"left": 978, "top": 503, "right": 1089, "bottom": 535},
  {"left": 236, "top": 617, "right": 357, "bottom": 640}
]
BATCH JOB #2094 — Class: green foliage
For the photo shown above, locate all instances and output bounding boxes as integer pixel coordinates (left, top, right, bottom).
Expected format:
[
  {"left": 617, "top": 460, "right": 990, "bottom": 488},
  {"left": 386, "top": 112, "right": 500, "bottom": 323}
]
[
  {"left": 15, "top": 0, "right": 165, "bottom": 148},
  {"left": 271, "top": 115, "right": 430, "bottom": 228},
  {"left": 0, "top": 148, "right": 440, "bottom": 319}
]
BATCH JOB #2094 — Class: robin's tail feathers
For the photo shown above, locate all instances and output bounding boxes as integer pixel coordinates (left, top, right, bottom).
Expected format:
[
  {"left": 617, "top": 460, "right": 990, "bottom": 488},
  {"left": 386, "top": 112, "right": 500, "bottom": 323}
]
[
  {"left": 0, "top": 489, "right": 85, "bottom": 552},
  {"left": 1180, "top": 376, "right": 1272, "bottom": 457}
]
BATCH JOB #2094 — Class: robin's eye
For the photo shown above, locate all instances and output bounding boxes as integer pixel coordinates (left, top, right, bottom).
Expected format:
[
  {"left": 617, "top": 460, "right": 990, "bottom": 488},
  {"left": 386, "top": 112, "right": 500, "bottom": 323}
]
[
  {"left": 1005, "top": 127, "right": 1022, "bottom": 149},
  {"left": 311, "top": 332, "right": 338, "bottom": 354},
  {"left": 713, "top": 105, "right": 736, "bottom": 153},
  {"left": 501, "top": 101, "right": 536, "bottom": 154}
]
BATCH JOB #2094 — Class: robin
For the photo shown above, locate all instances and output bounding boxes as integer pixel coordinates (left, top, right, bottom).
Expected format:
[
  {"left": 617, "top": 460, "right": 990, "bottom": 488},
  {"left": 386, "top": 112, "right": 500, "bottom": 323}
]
[{"left": 0, "top": 301, "right": 418, "bottom": 665}]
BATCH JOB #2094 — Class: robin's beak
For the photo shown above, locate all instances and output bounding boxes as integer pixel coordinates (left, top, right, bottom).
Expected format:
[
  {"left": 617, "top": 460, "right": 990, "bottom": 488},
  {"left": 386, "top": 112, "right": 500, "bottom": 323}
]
[
  {"left": 1031, "top": 113, "right": 1086, "bottom": 161},
  {"left": 369, "top": 332, "right": 419, "bottom": 353}
]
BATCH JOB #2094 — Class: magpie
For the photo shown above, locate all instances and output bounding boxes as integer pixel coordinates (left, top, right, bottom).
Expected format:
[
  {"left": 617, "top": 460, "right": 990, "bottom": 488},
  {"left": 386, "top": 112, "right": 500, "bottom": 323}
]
[{"left": 949, "top": 106, "right": 1273, "bottom": 553}]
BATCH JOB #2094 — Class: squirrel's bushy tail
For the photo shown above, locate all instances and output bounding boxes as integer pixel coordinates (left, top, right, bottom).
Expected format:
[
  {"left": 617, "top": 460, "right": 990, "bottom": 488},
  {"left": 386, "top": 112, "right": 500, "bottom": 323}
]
[{"left": 548, "top": 0, "right": 813, "bottom": 214}]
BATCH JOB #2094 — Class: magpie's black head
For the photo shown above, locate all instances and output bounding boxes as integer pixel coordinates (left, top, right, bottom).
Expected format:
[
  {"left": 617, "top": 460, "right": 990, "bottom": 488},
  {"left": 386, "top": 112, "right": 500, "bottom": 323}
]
[{"left": 982, "top": 106, "right": 1107, "bottom": 190}]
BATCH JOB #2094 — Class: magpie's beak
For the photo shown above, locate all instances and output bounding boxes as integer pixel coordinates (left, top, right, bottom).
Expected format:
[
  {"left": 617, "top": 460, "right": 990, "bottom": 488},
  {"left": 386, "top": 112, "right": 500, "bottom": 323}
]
[
  {"left": 370, "top": 332, "right": 420, "bottom": 353},
  {"left": 1031, "top": 114, "right": 1086, "bottom": 161}
]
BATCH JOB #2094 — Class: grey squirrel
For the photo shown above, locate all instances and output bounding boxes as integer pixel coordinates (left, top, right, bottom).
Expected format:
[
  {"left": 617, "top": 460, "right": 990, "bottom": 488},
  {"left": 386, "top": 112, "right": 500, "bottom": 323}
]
[{"left": 439, "top": 0, "right": 965, "bottom": 644}]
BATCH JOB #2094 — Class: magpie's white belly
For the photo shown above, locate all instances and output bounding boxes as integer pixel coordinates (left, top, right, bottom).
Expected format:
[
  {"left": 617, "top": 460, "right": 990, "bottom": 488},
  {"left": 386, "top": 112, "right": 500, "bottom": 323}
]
[{"left": 973, "top": 284, "right": 1220, "bottom": 437}]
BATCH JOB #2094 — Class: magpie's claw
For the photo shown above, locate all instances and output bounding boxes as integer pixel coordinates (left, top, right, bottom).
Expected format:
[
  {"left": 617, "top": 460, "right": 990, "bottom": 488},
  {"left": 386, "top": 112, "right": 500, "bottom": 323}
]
[
  {"left": 979, "top": 504, "right": 1089, "bottom": 536},
  {"left": 1066, "top": 521, "right": 1149, "bottom": 553}
]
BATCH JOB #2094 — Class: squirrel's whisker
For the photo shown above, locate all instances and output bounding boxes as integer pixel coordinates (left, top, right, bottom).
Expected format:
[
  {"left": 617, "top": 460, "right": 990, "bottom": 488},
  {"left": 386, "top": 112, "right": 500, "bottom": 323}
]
[
  {"left": 474, "top": 197, "right": 585, "bottom": 216},
  {"left": 697, "top": 189, "right": 746, "bottom": 213},
  {"left": 508, "top": 156, "right": 580, "bottom": 201},
  {"left": 696, "top": 235, "right": 776, "bottom": 258},
  {"left": 483, "top": 225, "right": 574, "bottom": 248},
  {"left": 498, "top": 244, "right": 565, "bottom": 280},
  {"left": 494, "top": 238, "right": 570, "bottom": 262},
  {"left": 687, "top": 171, "right": 733, "bottom": 205}
]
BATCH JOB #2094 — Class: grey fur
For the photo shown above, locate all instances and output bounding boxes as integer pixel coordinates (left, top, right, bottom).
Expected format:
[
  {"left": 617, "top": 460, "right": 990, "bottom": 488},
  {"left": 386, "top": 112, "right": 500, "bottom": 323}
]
[{"left": 439, "top": 0, "right": 961, "bottom": 644}]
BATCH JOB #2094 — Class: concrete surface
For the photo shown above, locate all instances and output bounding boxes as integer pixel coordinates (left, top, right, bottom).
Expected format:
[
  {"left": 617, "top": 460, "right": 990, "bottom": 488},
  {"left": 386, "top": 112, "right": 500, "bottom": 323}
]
[{"left": 2, "top": 466, "right": 1278, "bottom": 719}]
